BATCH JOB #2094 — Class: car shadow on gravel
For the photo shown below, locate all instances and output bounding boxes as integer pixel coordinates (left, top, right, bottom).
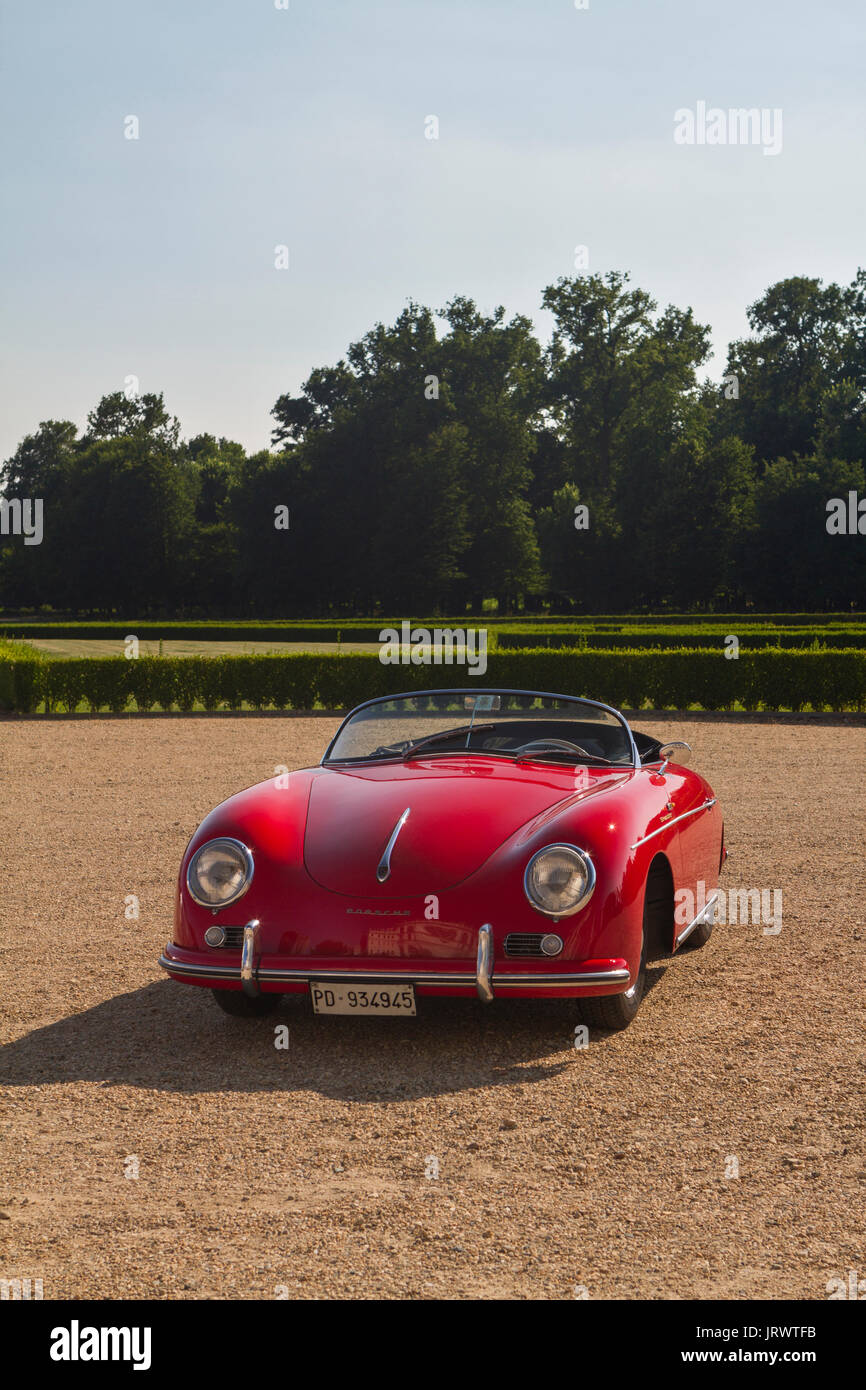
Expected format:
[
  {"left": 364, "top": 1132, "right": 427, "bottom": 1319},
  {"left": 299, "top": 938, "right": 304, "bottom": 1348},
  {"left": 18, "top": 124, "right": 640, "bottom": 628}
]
[{"left": 0, "top": 972, "right": 667, "bottom": 1101}]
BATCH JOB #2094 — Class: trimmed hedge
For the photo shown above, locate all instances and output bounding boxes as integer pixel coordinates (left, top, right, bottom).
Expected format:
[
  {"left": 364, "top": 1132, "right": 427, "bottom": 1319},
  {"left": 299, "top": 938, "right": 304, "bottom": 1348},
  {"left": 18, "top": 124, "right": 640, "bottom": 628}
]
[
  {"left": 1, "top": 647, "right": 865, "bottom": 713},
  {"left": 0, "top": 639, "right": 43, "bottom": 713}
]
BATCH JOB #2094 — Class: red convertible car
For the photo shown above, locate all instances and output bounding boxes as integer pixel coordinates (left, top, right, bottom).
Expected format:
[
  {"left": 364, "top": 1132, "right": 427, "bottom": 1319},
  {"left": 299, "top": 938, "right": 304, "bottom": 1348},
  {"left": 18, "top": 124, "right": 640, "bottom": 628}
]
[{"left": 159, "top": 689, "right": 724, "bottom": 1030}]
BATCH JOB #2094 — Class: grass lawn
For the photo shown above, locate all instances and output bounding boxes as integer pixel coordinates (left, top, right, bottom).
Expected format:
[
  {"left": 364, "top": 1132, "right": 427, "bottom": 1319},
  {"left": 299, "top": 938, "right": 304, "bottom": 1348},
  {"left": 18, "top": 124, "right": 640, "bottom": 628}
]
[{"left": 20, "top": 638, "right": 382, "bottom": 658}]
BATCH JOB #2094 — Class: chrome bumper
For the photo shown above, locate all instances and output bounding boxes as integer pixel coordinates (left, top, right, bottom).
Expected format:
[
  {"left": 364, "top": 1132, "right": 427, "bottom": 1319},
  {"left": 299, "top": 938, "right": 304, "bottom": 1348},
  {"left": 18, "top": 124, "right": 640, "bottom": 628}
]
[{"left": 159, "top": 924, "right": 631, "bottom": 1000}]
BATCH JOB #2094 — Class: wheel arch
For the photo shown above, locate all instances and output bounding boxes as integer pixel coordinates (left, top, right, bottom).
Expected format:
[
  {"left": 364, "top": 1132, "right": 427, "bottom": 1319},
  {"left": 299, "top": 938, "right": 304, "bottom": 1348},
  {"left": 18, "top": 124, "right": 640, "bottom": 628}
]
[{"left": 644, "top": 850, "right": 675, "bottom": 961}]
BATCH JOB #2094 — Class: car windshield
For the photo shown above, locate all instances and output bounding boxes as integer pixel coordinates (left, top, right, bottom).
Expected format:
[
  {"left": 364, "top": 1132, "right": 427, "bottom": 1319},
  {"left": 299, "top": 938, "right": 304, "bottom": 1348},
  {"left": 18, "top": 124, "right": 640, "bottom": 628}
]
[{"left": 324, "top": 690, "right": 637, "bottom": 767}]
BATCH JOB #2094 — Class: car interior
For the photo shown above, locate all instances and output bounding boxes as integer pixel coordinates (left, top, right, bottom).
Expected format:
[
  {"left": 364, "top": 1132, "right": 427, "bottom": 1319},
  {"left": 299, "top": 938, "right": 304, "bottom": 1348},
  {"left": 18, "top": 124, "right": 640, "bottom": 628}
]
[{"left": 418, "top": 718, "right": 666, "bottom": 765}]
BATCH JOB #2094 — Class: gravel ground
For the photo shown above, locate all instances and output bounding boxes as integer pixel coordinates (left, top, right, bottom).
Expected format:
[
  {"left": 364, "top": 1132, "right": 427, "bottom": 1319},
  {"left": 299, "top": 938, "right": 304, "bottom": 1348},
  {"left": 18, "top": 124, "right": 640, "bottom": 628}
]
[{"left": 0, "top": 714, "right": 863, "bottom": 1301}]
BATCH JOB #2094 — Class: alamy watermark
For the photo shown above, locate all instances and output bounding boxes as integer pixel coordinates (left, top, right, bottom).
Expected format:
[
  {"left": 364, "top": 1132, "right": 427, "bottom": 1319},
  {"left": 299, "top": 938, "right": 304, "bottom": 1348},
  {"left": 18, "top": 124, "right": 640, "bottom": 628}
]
[
  {"left": 675, "top": 879, "right": 782, "bottom": 935},
  {"left": 826, "top": 491, "right": 866, "bottom": 535},
  {"left": 826, "top": 1269, "right": 866, "bottom": 1299},
  {"left": 674, "top": 101, "right": 782, "bottom": 157},
  {"left": 50, "top": 1322, "right": 152, "bottom": 1370},
  {"left": 1, "top": 1276, "right": 43, "bottom": 1300},
  {"left": 0, "top": 497, "right": 43, "bottom": 545},
  {"left": 379, "top": 622, "right": 488, "bottom": 676}
]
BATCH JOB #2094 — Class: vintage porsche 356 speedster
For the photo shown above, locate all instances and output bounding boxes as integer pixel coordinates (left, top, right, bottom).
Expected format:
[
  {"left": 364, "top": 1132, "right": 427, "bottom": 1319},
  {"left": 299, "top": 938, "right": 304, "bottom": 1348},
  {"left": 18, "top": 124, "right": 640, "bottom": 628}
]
[{"left": 159, "top": 689, "right": 725, "bottom": 1030}]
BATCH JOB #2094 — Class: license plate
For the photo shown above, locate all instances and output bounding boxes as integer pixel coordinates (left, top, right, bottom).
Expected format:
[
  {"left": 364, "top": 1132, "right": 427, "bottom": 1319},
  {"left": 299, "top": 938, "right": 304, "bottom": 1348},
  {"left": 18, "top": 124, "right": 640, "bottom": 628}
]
[{"left": 310, "top": 982, "right": 416, "bottom": 1016}]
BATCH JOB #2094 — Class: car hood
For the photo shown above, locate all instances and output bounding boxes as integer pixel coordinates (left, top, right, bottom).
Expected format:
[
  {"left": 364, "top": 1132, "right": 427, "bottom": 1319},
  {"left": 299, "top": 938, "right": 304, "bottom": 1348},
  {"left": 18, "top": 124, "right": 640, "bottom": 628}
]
[{"left": 303, "top": 758, "right": 630, "bottom": 895}]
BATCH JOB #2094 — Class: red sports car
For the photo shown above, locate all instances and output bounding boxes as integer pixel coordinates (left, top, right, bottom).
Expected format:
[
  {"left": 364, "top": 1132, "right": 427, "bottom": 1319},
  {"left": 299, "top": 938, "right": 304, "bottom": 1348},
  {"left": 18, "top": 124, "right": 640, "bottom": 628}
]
[{"left": 159, "top": 689, "right": 724, "bottom": 1030}]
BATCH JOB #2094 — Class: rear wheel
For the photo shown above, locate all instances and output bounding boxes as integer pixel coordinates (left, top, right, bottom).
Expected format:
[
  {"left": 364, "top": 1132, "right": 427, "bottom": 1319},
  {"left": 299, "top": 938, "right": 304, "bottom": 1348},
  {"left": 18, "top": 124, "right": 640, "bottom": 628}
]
[
  {"left": 685, "top": 915, "right": 713, "bottom": 949},
  {"left": 211, "top": 989, "right": 281, "bottom": 1017}
]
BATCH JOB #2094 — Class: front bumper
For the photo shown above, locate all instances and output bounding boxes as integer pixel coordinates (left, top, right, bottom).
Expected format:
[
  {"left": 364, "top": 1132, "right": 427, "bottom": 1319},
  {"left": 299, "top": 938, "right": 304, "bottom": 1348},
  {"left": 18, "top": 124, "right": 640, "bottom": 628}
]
[{"left": 159, "top": 924, "right": 631, "bottom": 1002}]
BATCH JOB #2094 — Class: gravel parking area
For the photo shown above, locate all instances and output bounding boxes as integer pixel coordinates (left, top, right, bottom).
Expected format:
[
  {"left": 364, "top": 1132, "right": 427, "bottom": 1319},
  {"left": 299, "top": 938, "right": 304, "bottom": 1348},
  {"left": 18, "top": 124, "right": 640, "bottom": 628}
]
[{"left": 0, "top": 714, "right": 863, "bottom": 1300}]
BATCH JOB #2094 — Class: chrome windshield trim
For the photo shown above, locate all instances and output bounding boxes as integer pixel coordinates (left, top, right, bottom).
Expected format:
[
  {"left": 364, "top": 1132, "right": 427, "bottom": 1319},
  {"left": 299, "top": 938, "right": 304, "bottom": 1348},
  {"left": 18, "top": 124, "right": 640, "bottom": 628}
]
[
  {"left": 675, "top": 892, "right": 719, "bottom": 947},
  {"left": 376, "top": 807, "right": 410, "bottom": 883},
  {"left": 321, "top": 688, "right": 640, "bottom": 770},
  {"left": 630, "top": 799, "right": 716, "bottom": 851},
  {"left": 476, "top": 923, "right": 494, "bottom": 1003}
]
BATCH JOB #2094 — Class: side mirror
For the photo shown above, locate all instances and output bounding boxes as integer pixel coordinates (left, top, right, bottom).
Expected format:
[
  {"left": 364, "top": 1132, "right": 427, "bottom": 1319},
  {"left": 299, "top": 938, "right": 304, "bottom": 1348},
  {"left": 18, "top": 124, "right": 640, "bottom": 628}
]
[{"left": 657, "top": 741, "right": 692, "bottom": 773}]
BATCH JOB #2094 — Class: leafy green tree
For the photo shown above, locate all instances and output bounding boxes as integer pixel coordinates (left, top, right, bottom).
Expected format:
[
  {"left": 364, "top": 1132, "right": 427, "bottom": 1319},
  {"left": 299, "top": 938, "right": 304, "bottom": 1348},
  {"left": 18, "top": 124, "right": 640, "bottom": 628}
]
[
  {"left": 541, "top": 272, "right": 711, "bottom": 501},
  {"left": 59, "top": 431, "right": 197, "bottom": 613},
  {"left": 616, "top": 420, "right": 757, "bottom": 609},
  {"left": 815, "top": 380, "right": 866, "bottom": 469},
  {"left": 537, "top": 273, "right": 712, "bottom": 609},
  {"left": 739, "top": 453, "right": 866, "bottom": 609},
  {"left": 270, "top": 304, "right": 448, "bottom": 612},
  {"left": 1, "top": 393, "right": 197, "bottom": 615},
  {"left": 536, "top": 483, "right": 585, "bottom": 606},
  {"left": 436, "top": 297, "right": 545, "bottom": 610},
  {"left": 0, "top": 420, "right": 78, "bottom": 608},
  {"left": 86, "top": 391, "right": 180, "bottom": 447},
  {"left": 3, "top": 270, "right": 865, "bottom": 619},
  {"left": 721, "top": 273, "right": 866, "bottom": 465},
  {"left": 183, "top": 435, "right": 246, "bottom": 613}
]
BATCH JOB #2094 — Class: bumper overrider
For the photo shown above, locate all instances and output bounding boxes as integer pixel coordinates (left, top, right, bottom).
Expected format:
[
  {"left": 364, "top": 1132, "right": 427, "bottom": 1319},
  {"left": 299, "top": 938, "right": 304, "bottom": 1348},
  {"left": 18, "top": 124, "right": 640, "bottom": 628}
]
[{"left": 158, "top": 922, "right": 632, "bottom": 1002}]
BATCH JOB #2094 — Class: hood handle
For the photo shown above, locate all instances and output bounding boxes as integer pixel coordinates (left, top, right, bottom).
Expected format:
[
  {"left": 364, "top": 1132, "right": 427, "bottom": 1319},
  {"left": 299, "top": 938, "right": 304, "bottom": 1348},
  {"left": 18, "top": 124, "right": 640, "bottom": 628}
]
[{"left": 376, "top": 807, "right": 411, "bottom": 883}]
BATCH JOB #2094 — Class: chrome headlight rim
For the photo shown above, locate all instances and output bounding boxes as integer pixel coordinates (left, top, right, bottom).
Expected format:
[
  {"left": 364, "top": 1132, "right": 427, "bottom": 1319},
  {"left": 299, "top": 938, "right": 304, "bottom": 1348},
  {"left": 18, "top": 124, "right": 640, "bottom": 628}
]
[
  {"left": 186, "top": 836, "right": 254, "bottom": 910},
  {"left": 523, "top": 842, "right": 596, "bottom": 919}
]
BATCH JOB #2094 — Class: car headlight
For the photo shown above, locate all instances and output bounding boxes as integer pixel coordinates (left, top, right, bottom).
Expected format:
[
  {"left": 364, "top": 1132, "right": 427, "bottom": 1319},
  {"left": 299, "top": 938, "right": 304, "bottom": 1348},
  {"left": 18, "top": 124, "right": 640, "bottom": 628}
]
[
  {"left": 524, "top": 844, "right": 595, "bottom": 918},
  {"left": 186, "top": 837, "right": 254, "bottom": 908}
]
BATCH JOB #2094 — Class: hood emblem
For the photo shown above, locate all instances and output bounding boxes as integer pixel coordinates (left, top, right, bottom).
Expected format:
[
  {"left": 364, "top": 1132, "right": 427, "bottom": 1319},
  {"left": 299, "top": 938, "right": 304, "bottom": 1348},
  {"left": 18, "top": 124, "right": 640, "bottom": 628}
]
[
  {"left": 376, "top": 807, "right": 411, "bottom": 883},
  {"left": 346, "top": 907, "right": 411, "bottom": 916}
]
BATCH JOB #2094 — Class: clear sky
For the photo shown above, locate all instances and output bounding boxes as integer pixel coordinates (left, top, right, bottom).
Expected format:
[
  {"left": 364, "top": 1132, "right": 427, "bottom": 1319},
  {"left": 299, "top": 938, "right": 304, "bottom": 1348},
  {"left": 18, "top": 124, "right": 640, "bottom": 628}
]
[{"left": 2, "top": 0, "right": 863, "bottom": 459}]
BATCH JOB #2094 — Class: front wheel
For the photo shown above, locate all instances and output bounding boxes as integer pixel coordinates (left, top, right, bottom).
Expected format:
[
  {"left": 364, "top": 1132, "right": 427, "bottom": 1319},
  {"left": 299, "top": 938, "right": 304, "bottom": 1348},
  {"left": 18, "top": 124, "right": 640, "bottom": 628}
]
[
  {"left": 211, "top": 989, "right": 281, "bottom": 1017},
  {"left": 578, "top": 927, "right": 646, "bottom": 1032}
]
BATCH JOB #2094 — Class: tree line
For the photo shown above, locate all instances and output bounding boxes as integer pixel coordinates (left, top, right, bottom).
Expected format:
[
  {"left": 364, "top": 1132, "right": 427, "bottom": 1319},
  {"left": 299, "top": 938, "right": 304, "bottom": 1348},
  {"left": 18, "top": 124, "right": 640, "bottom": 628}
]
[{"left": 2, "top": 270, "right": 865, "bottom": 615}]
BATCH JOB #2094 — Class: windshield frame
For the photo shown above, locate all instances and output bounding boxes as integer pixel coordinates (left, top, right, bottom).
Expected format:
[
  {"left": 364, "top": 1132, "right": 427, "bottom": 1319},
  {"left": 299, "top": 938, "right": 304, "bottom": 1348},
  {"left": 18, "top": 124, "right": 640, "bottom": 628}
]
[{"left": 320, "top": 688, "right": 640, "bottom": 770}]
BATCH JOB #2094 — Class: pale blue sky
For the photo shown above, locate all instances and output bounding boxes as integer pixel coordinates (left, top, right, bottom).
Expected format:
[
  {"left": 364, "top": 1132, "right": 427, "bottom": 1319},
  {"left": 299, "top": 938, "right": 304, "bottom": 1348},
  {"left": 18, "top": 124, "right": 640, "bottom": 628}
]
[{"left": 2, "top": 0, "right": 863, "bottom": 458}]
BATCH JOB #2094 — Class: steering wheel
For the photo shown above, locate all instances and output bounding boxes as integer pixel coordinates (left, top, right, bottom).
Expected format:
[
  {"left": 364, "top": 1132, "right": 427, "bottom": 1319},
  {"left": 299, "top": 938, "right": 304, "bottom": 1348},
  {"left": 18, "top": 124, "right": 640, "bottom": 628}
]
[{"left": 513, "top": 738, "right": 596, "bottom": 757}]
